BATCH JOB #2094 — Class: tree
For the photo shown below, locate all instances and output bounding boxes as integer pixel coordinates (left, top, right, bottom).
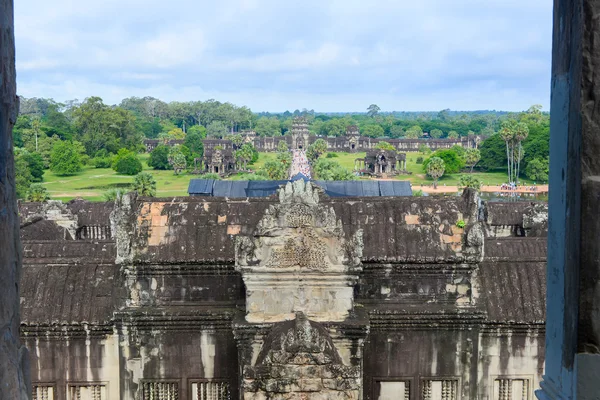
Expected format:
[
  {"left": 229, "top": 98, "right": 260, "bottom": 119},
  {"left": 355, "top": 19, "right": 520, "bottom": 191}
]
[
  {"left": 132, "top": 172, "right": 157, "bottom": 197},
  {"left": 424, "top": 149, "right": 464, "bottom": 174},
  {"left": 103, "top": 188, "right": 127, "bottom": 201},
  {"left": 447, "top": 131, "right": 459, "bottom": 139},
  {"left": 367, "top": 104, "right": 380, "bottom": 118},
  {"left": 479, "top": 134, "right": 507, "bottom": 169},
  {"left": 405, "top": 126, "right": 423, "bottom": 139},
  {"left": 525, "top": 157, "right": 549, "bottom": 182},
  {"left": 277, "top": 140, "right": 289, "bottom": 153},
  {"left": 306, "top": 139, "right": 328, "bottom": 162},
  {"left": 14, "top": 150, "right": 33, "bottom": 198},
  {"left": 255, "top": 117, "right": 281, "bottom": 137},
  {"left": 418, "top": 143, "right": 431, "bottom": 154},
  {"left": 168, "top": 147, "right": 187, "bottom": 175},
  {"left": 313, "top": 159, "right": 355, "bottom": 180},
  {"left": 389, "top": 125, "right": 405, "bottom": 138},
  {"left": 234, "top": 143, "right": 255, "bottom": 170},
  {"left": 26, "top": 183, "right": 50, "bottom": 202},
  {"left": 148, "top": 145, "right": 171, "bottom": 170},
  {"left": 426, "top": 157, "right": 445, "bottom": 189},
  {"left": 21, "top": 150, "right": 44, "bottom": 182},
  {"left": 112, "top": 149, "right": 143, "bottom": 175},
  {"left": 187, "top": 124, "right": 207, "bottom": 139},
  {"left": 513, "top": 122, "right": 529, "bottom": 183},
  {"left": 72, "top": 97, "right": 142, "bottom": 155},
  {"left": 166, "top": 128, "right": 186, "bottom": 139},
  {"left": 499, "top": 120, "right": 529, "bottom": 183},
  {"left": 459, "top": 175, "right": 482, "bottom": 190},
  {"left": 184, "top": 132, "right": 204, "bottom": 158},
  {"left": 206, "top": 121, "right": 229, "bottom": 138},
  {"left": 430, "top": 128, "right": 443, "bottom": 139},
  {"left": 375, "top": 141, "right": 396, "bottom": 151},
  {"left": 262, "top": 160, "right": 288, "bottom": 179},
  {"left": 50, "top": 141, "right": 82, "bottom": 176},
  {"left": 231, "top": 134, "right": 244, "bottom": 149},
  {"left": 361, "top": 124, "right": 384, "bottom": 138},
  {"left": 323, "top": 118, "right": 347, "bottom": 137},
  {"left": 464, "top": 148, "right": 481, "bottom": 173}
]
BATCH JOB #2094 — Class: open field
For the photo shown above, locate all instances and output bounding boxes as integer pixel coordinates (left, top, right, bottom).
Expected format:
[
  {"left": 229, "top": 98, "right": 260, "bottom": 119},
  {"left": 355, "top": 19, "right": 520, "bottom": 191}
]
[{"left": 40, "top": 151, "right": 542, "bottom": 201}]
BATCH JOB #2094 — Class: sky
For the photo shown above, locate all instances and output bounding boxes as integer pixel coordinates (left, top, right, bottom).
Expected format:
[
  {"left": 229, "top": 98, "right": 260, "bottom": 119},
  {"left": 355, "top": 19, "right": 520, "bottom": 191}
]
[{"left": 14, "top": 0, "right": 553, "bottom": 112}]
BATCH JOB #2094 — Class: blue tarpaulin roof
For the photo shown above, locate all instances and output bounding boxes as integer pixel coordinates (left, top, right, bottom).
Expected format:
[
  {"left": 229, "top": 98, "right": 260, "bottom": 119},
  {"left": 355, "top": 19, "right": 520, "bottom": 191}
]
[
  {"left": 246, "top": 180, "right": 288, "bottom": 197},
  {"left": 211, "top": 181, "right": 249, "bottom": 198},
  {"left": 379, "top": 181, "right": 412, "bottom": 196},
  {"left": 187, "top": 179, "right": 214, "bottom": 195},
  {"left": 290, "top": 173, "right": 310, "bottom": 182},
  {"left": 188, "top": 179, "right": 412, "bottom": 197}
]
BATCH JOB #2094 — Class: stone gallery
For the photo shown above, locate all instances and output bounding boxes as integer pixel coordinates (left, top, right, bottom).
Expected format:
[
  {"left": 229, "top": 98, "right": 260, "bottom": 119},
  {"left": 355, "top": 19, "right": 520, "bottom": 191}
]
[{"left": 18, "top": 181, "right": 548, "bottom": 399}]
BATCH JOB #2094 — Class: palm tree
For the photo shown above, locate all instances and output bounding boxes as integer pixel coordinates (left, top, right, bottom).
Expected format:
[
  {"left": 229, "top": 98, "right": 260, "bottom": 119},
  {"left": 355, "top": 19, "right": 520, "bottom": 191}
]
[
  {"left": 514, "top": 122, "right": 529, "bottom": 183},
  {"left": 427, "top": 157, "right": 445, "bottom": 189},
  {"left": 499, "top": 121, "right": 516, "bottom": 182},
  {"left": 132, "top": 172, "right": 157, "bottom": 197},
  {"left": 26, "top": 183, "right": 49, "bottom": 202}
]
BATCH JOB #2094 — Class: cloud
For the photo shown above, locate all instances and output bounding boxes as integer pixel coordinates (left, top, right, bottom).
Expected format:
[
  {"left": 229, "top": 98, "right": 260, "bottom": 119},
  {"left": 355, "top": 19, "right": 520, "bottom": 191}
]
[{"left": 14, "top": 0, "right": 552, "bottom": 111}]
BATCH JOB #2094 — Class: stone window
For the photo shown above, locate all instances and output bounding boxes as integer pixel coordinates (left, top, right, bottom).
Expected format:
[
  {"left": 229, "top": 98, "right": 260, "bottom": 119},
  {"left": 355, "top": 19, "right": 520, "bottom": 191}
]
[
  {"left": 191, "top": 381, "right": 231, "bottom": 400},
  {"left": 32, "top": 385, "right": 55, "bottom": 400},
  {"left": 493, "top": 378, "right": 530, "bottom": 400},
  {"left": 421, "top": 379, "right": 459, "bottom": 400},
  {"left": 68, "top": 384, "right": 106, "bottom": 400},
  {"left": 377, "top": 380, "right": 410, "bottom": 400},
  {"left": 141, "top": 381, "right": 179, "bottom": 400}
]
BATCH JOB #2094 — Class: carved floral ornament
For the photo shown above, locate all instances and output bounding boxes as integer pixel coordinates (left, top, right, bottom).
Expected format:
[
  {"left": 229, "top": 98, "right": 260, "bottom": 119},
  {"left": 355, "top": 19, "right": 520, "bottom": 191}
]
[{"left": 235, "top": 180, "right": 363, "bottom": 271}]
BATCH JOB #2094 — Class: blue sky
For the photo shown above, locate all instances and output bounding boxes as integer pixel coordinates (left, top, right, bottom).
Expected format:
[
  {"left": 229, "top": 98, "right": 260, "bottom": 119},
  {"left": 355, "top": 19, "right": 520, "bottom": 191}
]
[{"left": 15, "top": 0, "right": 553, "bottom": 112}]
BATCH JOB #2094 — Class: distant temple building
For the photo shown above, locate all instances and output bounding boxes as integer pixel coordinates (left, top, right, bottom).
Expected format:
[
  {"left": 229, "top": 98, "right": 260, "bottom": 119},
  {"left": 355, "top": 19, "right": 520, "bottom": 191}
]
[
  {"left": 202, "top": 140, "right": 236, "bottom": 175},
  {"left": 143, "top": 119, "right": 481, "bottom": 153},
  {"left": 358, "top": 149, "right": 408, "bottom": 176}
]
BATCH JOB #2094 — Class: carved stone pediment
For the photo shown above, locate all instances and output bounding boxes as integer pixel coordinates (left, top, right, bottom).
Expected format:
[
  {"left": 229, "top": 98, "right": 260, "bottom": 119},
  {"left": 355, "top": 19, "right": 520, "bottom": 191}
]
[
  {"left": 234, "top": 180, "right": 363, "bottom": 323},
  {"left": 242, "top": 313, "right": 361, "bottom": 399},
  {"left": 211, "top": 149, "right": 223, "bottom": 164}
]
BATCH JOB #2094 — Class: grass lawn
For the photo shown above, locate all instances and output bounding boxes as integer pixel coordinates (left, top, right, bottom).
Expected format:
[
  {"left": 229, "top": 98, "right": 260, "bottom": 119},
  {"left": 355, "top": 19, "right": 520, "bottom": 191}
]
[
  {"left": 401, "top": 153, "right": 538, "bottom": 186},
  {"left": 40, "top": 151, "right": 538, "bottom": 201}
]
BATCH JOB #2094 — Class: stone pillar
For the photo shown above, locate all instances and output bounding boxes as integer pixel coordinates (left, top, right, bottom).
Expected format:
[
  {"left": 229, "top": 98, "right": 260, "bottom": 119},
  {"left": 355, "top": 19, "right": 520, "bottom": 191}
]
[
  {"left": 0, "top": 0, "right": 30, "bottom": 398},
  {"left": 536, "top": 0, "right": 600, "bottom": 398}
]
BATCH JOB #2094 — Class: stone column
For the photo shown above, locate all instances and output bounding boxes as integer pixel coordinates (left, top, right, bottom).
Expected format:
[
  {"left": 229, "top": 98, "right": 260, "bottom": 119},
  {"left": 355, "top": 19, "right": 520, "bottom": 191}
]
[
  {"left": 536, "top": 0, "right": 600, "bottom": 398},
  {"left": 0, "top": 0, "right": 30, "bottom": 398}
]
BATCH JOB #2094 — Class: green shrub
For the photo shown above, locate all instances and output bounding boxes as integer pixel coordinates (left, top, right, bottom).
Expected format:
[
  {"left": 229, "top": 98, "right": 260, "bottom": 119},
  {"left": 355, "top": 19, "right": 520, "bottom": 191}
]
[
  {"left": 326, "top": 153, "right": 339, "bottom": 158},
  {"left": 26, "top": 183, "right": 50, "bottom": 202},
  {"left": 416, "top": 156, "right": 424, "bottom": 164},
  {"left": 103, "top": 188, "right": 127, "bottom": 201},
  {"left": 92, "top": 156, "right": 112, "bottom": 168},
  {"left": 413, "top": 189, "right": 424, "bottom": 197},
  {"left": 112, "top": 149, "right": 143, "bottom": 175},
  {"left": 132, "top": 172, "right": 157, "bottom": 197},
  {"left": 148, "top": 145, "right": 170, "bottom": 170},
  {"left": 201, "top": 173, "right": 221, "bottom": 180},
  {"left": 50, "top": 141, "right": 82, "bottom": 176}
]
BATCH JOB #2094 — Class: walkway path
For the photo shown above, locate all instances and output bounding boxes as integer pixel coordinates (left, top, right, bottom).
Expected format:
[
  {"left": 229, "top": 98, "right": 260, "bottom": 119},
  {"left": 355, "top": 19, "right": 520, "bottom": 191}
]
[
  {"left": 408, "top": 184, "right": 549, "bottom": 194},
  {"left": 290, "top": 150, "right": 311, "bottom": 179}
]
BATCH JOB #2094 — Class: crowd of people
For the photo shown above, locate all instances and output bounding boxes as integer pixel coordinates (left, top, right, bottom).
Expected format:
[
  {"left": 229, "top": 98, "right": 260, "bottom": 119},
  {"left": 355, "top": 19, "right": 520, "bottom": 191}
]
[
  {"left": 290, "top": 150, "right": 312, "bottom": 179},
  {"left": 499, "top": 182, "right": 538, "bottom": 192}
]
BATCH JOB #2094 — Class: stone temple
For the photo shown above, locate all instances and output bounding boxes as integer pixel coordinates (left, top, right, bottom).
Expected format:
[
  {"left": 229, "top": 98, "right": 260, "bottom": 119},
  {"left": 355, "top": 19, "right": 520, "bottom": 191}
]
[{"left": 18, "top": 181, "right": 548, "bottom": 399}]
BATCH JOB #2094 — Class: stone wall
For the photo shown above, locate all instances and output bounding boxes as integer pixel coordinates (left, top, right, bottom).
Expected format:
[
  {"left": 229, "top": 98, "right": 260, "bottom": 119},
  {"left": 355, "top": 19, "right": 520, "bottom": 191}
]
[
  {"left": 1, "top": 0, "right": 30, "bottom": 397},
  {"left": 18, "top": 190, "right": 548, "bottom": 399}
]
